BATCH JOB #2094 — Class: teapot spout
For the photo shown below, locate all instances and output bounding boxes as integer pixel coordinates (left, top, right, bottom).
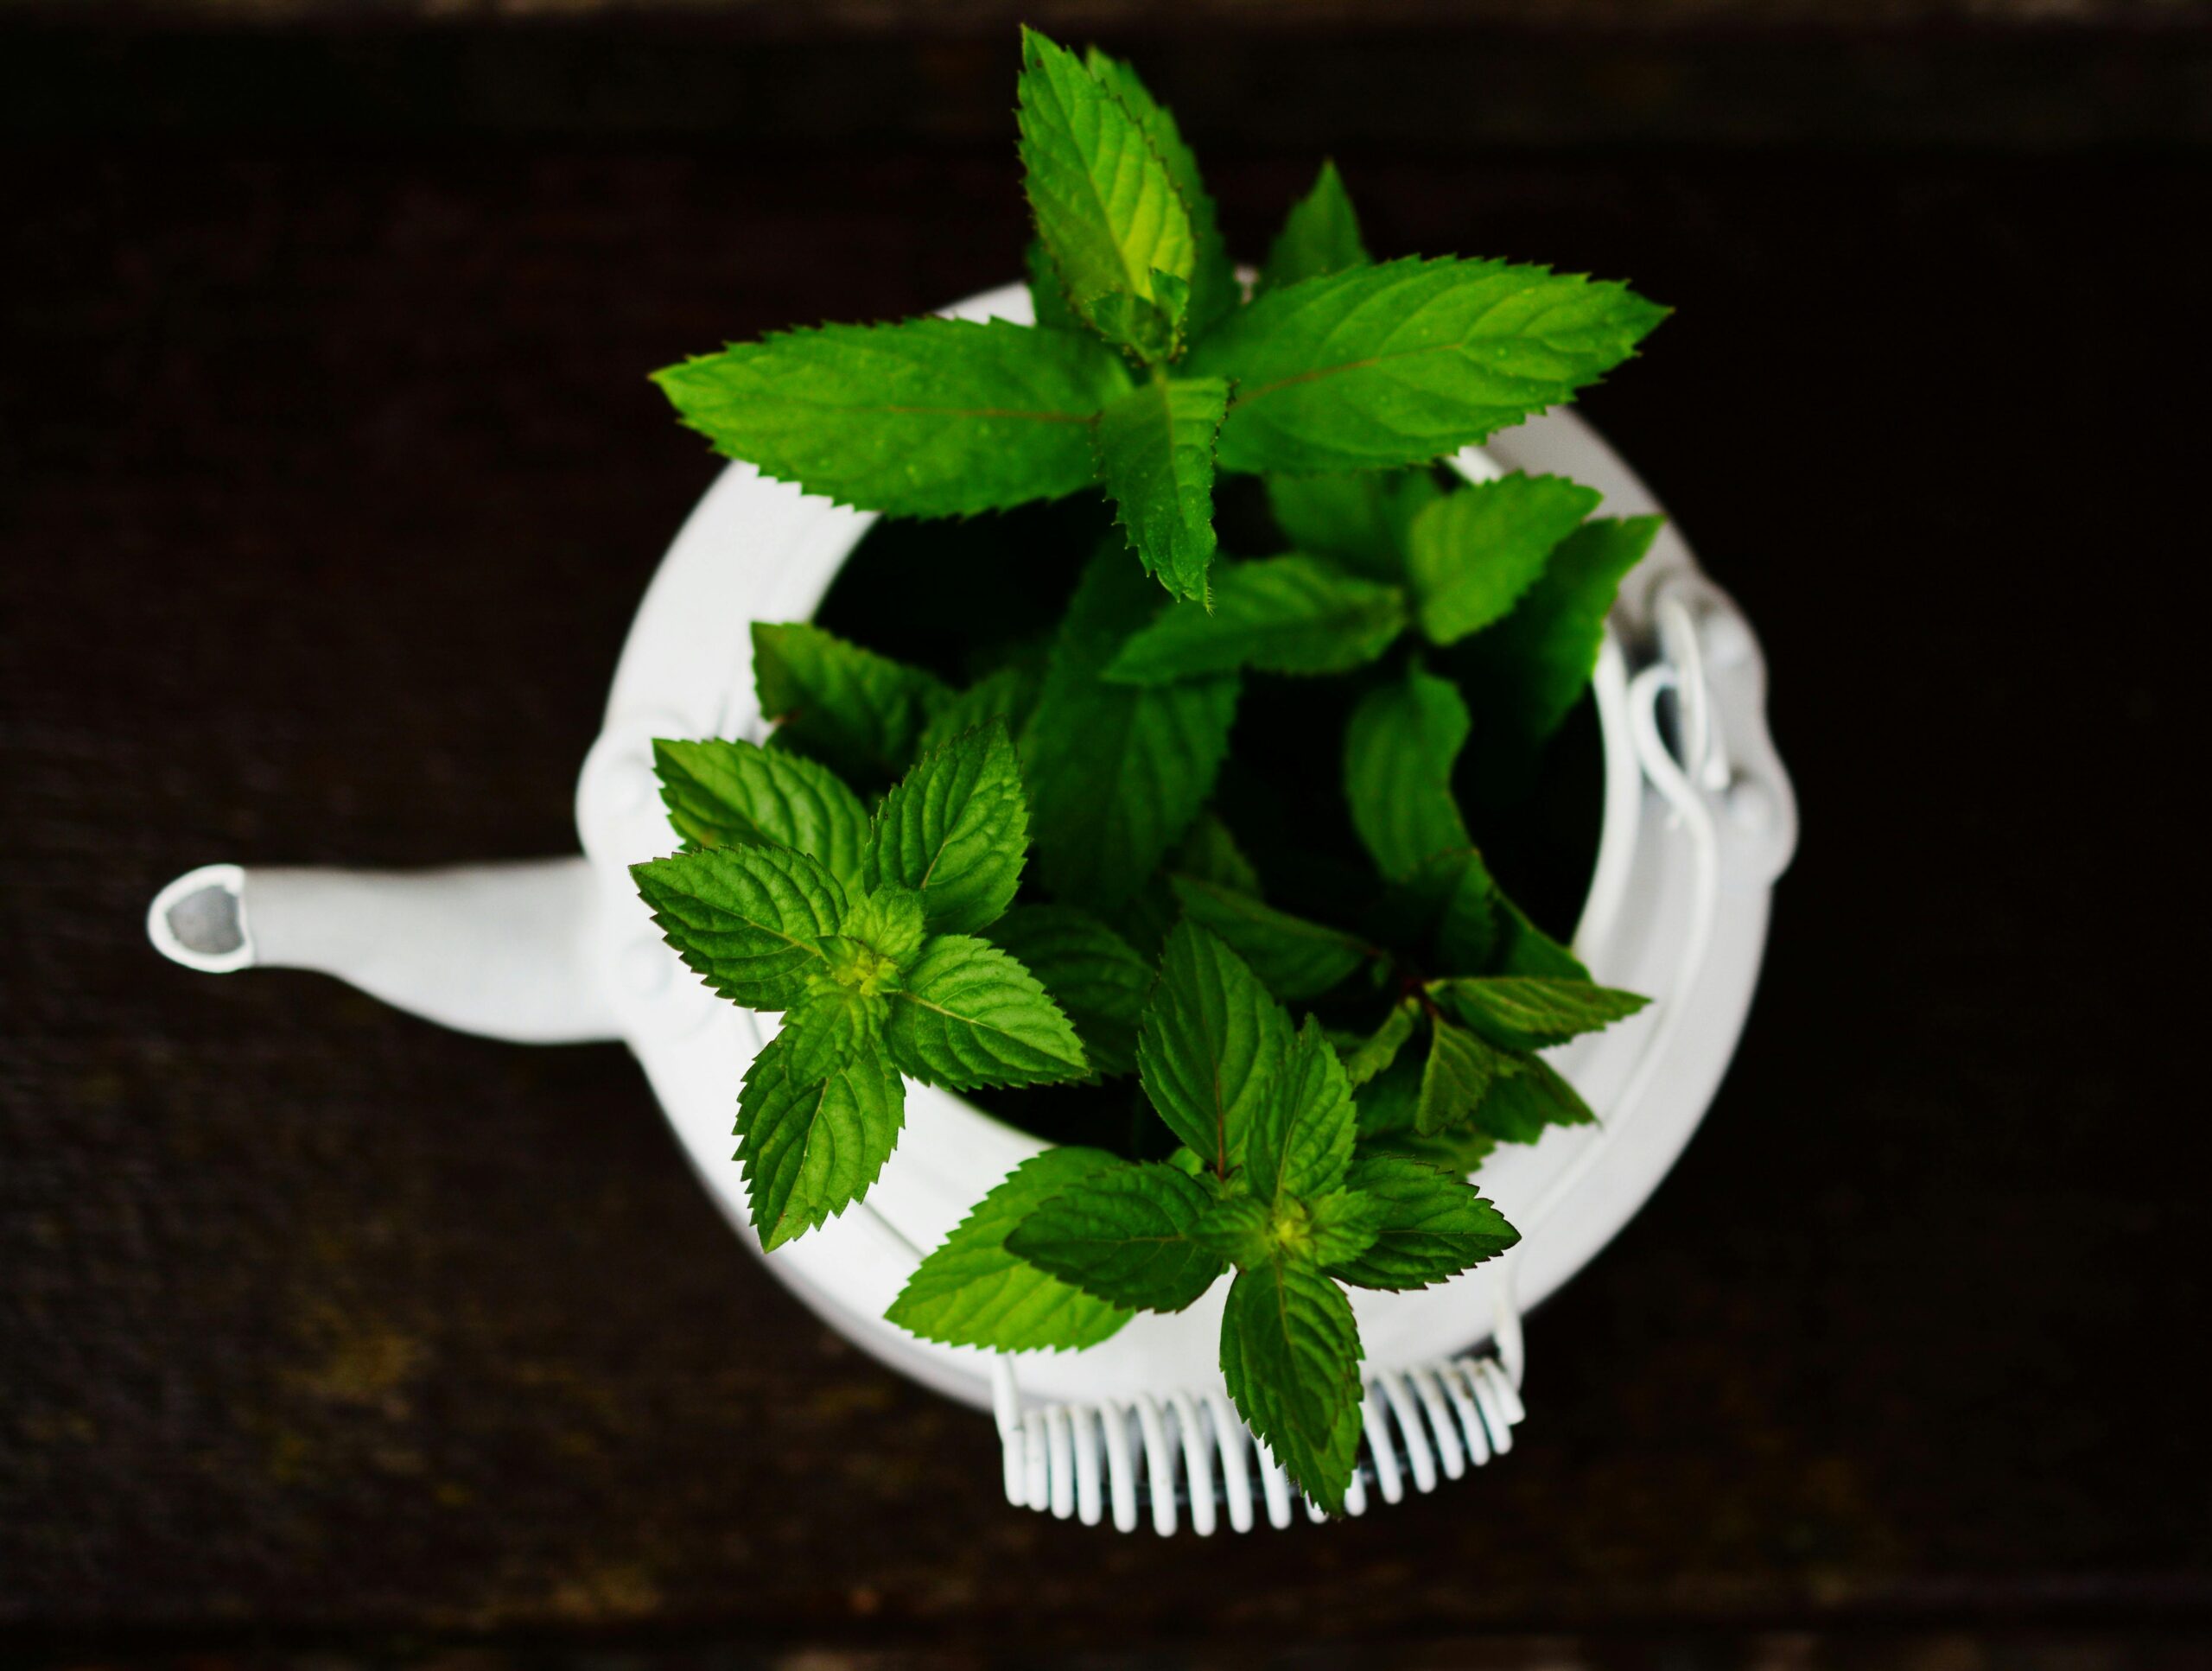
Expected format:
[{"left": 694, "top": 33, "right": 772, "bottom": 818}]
[{"left": 148, "top": 858, "right": 620, "bottom": 1044}]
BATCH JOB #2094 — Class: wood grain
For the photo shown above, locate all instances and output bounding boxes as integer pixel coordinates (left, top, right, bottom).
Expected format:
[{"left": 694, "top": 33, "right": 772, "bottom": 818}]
[{"left": 2, "top": 128, "right": 2207, "bottom": 1647}]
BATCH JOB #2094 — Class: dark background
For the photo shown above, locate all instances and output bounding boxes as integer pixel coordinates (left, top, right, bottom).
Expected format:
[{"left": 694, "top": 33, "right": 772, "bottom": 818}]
[{"left": 3, "top": 2, "right": 2206, "bottom": 1667}]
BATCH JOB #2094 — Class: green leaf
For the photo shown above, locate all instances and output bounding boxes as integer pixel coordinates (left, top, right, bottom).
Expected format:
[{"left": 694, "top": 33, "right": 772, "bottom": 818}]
[
  {"left": 652, "top": 737, "right": 871, "bottom": 887},
  {"left": 843, "top": 885, "right": 926, "bottom": 965},
  {"left": 1418, "top": 1016, "right": 1504, "bottom": 1135},
  {"left": 886, "top": 934, "right": 1090, "bottom": 1090},
  {"left": 1343, "top": 996, "right": 1421, "bottom": 1089},
  {"left": 1434, "top": 855, "right": 1503, "bottom": 973},
  {"left": 632, "top": 843, "right": 847, "bottom": 1012},
  {"left": 1173, "top": 810, "right": 1261, "bottom": 896},
  {"left": 864, "top": 724, "right": 1029, "bottom": 935},
  {"left": 984, "top": 905, "right": 1155, "bottom": 1078},
  {"left": 1260, "top": 159, "right": 1368, "bottom": 293},
  {"left": 1457, "top": 514, "right": 1662, "bottom": 742},
  {"left": 1382, "top": 848, "right": 1586, "bottom": 982},
  {"left": 1493, "top": 891, "right": 1591, "bottom": 980},
  {"left": 1168, "top": 874, "right": 1373, "bottom": 1003},
  {"left": 1474, "top": 1049, "right": 1598, "bottom": 1143},
  {"left": 1090, "top": 878, "right": 1171, "bottom": 966},
  {"left": 1362, "top": 1121, "right": 1498, "bottom": 1177},
  {"left": 886, "top": 1147, "right": 1135, "bottom": 1352},
  {"left": 1428, "top": 975, "right": 1648, "bottom": 1050},
  {"left": 918, "top": 664, "right": 1042, "bottom": 759},
  {"left": 735, "top": 1030, "right": 906, "bottom": 1250},
  {"left": 1135, "top": 921, "right": 1296, "bottom": 1172},
  {"left": 1221, "top": 1258, "right": 1365, "bottom": 1514},
  {"left": 1088, "top": 285, "right": 1186, "bottom": 366},
  {"left": 1306, "top": 1187, "right": 1387, "bottom": 1269},
  {"left": 1247, "top": 1018, "right": 1358, "bottom": 1204},
  {"left": 1104, "top": 555, "right": 1407, "bottom": 683},
  {"left": 1006, "top": 1160, "right": 1227, "bottom": 1312},
  {"left": 1353, "top": 1045, "right": 1423, "bottom": 1139},
  {"left": 658, "top": 318, "right": 1129, "bottom": 517},
  {"left": 1190, "top": 255, "right": 1667, "bottom": 475},
  {"left": 1405, "top": 473, "right": 1603, "bottom": 645},
  {"left": 1092, "top": 375, "right": 1229, "bottom": 601},
  {"left": 1023, "top": 549, "right": 1239, "bottom": 906},
  {"left": 1265, "top": 467, "right": 1442, "bottom": 581},
  {"left": 1083, "top": 47, "right": 1239, "bottom": 339},
  {"left": 780, "top": 981, "right": 889, "bottom": 1081},
  {"left": 753, "top": 622, "right": 954, "bottom": 786},
  {"left": 1343, "top": 660, "right": 1472, "bottom": 880},
  {"left": 1024, "top": 236, "right": 1083, "bottom": 334},
  {"left": 1017, "top": 29, "right": 1196, "bottom": 347},
  {"left": 1325, "top": 1155, "right": 1518, "bottom": 1290}
]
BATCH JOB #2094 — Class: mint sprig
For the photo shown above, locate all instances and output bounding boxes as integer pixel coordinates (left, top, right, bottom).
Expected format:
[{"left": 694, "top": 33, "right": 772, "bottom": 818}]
[
  {"left": 639, "top": 28, "right": 1681, "bottom": 1520},
  {"left": 982, "top": 926, "right": 1521, "bottom": 1512},
  {"left": 652, "top": 31, "right": 1663, "bottom": 605},
  {"left": 636, "top": 721, "right": 1087, "bottom": 1248}
]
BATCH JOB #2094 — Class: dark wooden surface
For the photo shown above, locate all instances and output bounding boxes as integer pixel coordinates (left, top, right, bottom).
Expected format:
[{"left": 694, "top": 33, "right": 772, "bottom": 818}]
[{"left": 3, "top": 22, "right": 2209, "bottom": 1661}]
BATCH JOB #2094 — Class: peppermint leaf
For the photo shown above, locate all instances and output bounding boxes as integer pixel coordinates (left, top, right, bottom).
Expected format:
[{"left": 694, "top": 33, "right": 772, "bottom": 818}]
[
  {"left": 753, "top": 622, "right": 954, "bottom": 787},
  {"left": 1265, "top": 467, "right": 1441, "bottom": 581},
  {"left": 865, "top": 724, "right": 1029, "bottom": 935},
  {"left": 1429, "top": 975, "right": 1649, "bottom": 1050},
  {"left": 1434, "top": 855, "right": 1503, "bottom": 973},
  {"left": 985, "top": 905, "right": 1155, "bottom": 1078},
  {"left": 1104, "top": 556, "right": 1407, "bottom": 683},
  {"left": 1381, "top": 846, "right": 1584, "bottom": 981},
  {"left": 1475, "top": 1049, "right": 1598, "bottom": 1143},
  {"left": 886, "top": 1147, "right": 1135, "bottom": 1352},
  {"left": 780, "top": 980, "right": 889, "bottom": 1081},
  {"left": 1174, "top": 810, "right": 1262, "bottom": 896},
  {"left": 632, "top": 844, "right": 848, "bottom": 1012},
  {"left": 1083, "top": 47, "right": 1240, "bottom": 339},
  {"left": 1025, "top": 236, "right": 1083, "bottom": 334},
  {"left": 1306, "top": 1187, "right": 1387, "bottom": 1269},
  {"left": 1017, "top": 29, "right": 1196, "bottom": 346},
  {"left": 1136, "top": 921, "right": 1295, "bottom": 1172},
  {"left": 1023, "top": 550, "right": 1239, "bottom": 906},
  {"left": 1344, "top": 659, "right": 1472, "bottom": 880},
  {"left": 652, "top": 737, "right": 870, "bottom": 887},
  {"left": 1168, "top": 874, "right": 1373, "bottom": 1003},
  {"left": 1418, "top": 1016, "right": 1504, "bottom": 1135},
  {"left": 886, "top": 934, "right": 1090, "bottom": 1090},
  {"left": 1110, "top": 874, "right": 1182, "bottom": 961},
  {"left": 1343, "top": 996, "right": 1421, "bottom": 1089},
  {"left": 1005, "top": 1160, "right": 1226, "bottom": 1312},
  {"left": 1092, "top": 375, "right": 1229, "bottom": 601},
  {"left": 658, "top": 318, "right": 1128, "bottom": 517},
  {"left": 1221, "top": 1257, "right": 1365, "bottom": 1515},
  {"left": 1456, "top": 514, "right": 1662, "bottom": 742},
  {"left": 1088, "top": 283, "right": 1186, "bottom": 366},
  {"left": 735, "top": 1031, "right": 906, "bottom": 1251},
  {"left": 918, "top": 664, "right": 1041, "bottom": 758},
  {"left": 1325, "top": 1155, "right": 1518, "bottom": 1290},
  {"left": 1190, "top": 255, "right": 1667, "bottom": 475},
  {"left": 843, "top": 885, "right": 926, "bottom": 965},
  {"left": 1493, "top": 892, "right": 1591, "bottom": 980},
  {"left": 1353, "top": 1045, "right": 1423, "bottom": 1139},
  {"left": 1260, "top": 159, "right": 1368, "bottom": 293},
  {"left": 1406, "top": 473, "right": 1603, "bottom": 645},
  {"left": 1246, "top": 1018, "right": 1358, "bottom": 1204},
  {"left": 1363, "top": 1121, "right": 1498, "bottom": 1177}
]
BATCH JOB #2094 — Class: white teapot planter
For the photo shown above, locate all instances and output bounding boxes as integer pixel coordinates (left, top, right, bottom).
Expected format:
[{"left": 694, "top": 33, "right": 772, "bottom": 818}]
[{"left": 150, "top": 282, "right": 1796, "bottom": 1535}]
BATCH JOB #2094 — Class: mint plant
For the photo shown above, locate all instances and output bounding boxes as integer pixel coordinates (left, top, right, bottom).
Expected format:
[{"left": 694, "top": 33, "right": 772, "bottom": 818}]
[
  {"left": 634, "top": 28, "right": 1667, "bottom": 1515},
  {"left": 657, "top": 28, "right": 1663, "bottom": 608}
]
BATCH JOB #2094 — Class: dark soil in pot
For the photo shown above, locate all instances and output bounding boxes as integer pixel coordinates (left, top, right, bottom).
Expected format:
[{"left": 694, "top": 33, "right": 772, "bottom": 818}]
[{"left": 814, "top": 476, "right": 1605, "bottom": 1160}]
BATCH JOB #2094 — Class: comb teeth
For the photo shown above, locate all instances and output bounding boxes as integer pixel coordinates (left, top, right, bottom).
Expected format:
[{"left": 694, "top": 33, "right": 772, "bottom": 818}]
[{"left": 995, "top": 1352, "right": 1525, "bottom": 1535}]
